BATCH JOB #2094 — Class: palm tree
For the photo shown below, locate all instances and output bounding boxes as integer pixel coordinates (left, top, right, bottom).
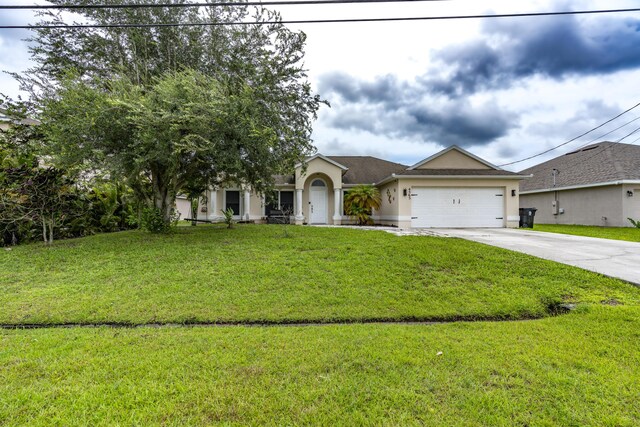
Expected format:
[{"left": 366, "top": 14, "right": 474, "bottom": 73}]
[{"left": 344, "top": 185, "right": 381, "bottom": 225}]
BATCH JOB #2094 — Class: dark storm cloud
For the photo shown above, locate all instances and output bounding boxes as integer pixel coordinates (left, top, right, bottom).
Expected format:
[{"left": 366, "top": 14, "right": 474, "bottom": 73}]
[
  {"left": 426, "top": 15, "right": 640, "bottom": 95},
  {"left": 395, "top": 101, "right": 515, "bottom": 146},
  {"left": 318, "top": 71, "right": 518, "bottom": 147},
  {"left": 319, "top": 72, "right": 406, "bottom": 107},
  {"left": 317, "top": 13, "right": 640, "bottom": 147}
]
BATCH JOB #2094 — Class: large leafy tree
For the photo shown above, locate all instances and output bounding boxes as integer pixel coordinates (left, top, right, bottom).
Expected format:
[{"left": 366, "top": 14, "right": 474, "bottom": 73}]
[
  {"left": 42, "top": 70, "right": 298, "bottom": 223},
  {"left": 17, "top": 0, "right": 325, "bottom": 225}
]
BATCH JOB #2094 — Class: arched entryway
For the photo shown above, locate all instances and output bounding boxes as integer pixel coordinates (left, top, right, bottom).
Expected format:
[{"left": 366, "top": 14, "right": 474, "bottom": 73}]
[{"left": 309, "top": 178, "right": 328, "bottom": 224}]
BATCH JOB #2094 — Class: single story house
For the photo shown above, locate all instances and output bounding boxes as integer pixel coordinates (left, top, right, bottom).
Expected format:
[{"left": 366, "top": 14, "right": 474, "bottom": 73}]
[
  {"left": 0, "top": 109, "right": 39, "bottom": 131},
  {"left": 178, "top": 145, "right": 528, "bottom": 228},
  {"left": 0, "top": 113, "right": 9, "bottom": 131},
  {"left": 519, "top": 141, "right": 640, "bottom": 227}
]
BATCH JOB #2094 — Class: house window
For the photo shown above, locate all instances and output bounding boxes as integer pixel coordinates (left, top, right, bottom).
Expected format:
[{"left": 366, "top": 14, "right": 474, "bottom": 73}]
[
  {"left": 225, "top": 190, "right": 240, "bottom": 215},
  {"left": 279, "top": 191, "right": 294, "bottom": 214},
  {"left": 266, "top": 190, "right": 295, "bottom": 216},
  {"left": 311, "top": 179, "right": 326, "bottom": 187},
  {"left": 265, "top": 196, "right": 279, "bottom": 216}
]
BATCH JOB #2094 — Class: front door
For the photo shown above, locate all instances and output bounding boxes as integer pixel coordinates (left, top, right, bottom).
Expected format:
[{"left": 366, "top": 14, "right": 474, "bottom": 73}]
[{"left": 309, "top": 179, "right": 328, "bottom": 224}]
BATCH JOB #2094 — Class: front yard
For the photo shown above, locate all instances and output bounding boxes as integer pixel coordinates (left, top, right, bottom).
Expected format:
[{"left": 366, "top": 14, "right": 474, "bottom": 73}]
[
  {"left": 1, "top": 225, "right": 638, "bottom": 325},
  {"left": 1, "top": 225, "right": 639, "bottom": 425},
  {"left": 533, "top": 223, "right": 640, "bottom": 242}
]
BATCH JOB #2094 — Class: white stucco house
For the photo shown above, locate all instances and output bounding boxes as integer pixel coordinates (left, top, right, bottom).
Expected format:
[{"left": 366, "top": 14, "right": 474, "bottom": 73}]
[{"left": 177, "top": 145, "right": 529, "bottom": 228}]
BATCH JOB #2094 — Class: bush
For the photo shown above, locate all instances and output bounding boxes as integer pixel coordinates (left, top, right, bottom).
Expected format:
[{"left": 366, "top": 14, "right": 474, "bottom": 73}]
[
  {"left": 141, "top": 207, "right": 178, "bottom": 233},
  {"left": 221, "top": 207, "right": 235, "bottom": 229},
  {"left": 628, "top": 218, "right": 640, "bottom": 228},
  {"left": 0, "top": 168, "right": 141, "bottom": 246},
  {"left": 344, "top": 185, "right": 381, "bottom": 225}
]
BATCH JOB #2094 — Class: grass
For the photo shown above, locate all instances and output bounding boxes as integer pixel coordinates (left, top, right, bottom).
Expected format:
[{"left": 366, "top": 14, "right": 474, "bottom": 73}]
[
  {"left": 2, "top": 225, "right": 639, "bottom": 425},
  {"left": 1, "top": 307, "right": 639, "bottom": 426},
  {"left": 533, "top": 223, "right": 640, "bottom": 242},
  {"left": 1, "top": 224, "right": 639, "bottom": 325}
]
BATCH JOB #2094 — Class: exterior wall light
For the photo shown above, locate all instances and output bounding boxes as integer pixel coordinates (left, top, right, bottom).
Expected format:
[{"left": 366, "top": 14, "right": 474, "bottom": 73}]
[{"left": 627, "top": 190, "right": 634, "bottom": 197}]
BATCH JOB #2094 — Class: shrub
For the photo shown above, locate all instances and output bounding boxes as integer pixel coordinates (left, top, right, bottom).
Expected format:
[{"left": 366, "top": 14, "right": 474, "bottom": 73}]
[
  {"left": 628, "top": 218, "right": 640, "bottom": 228},
  {"left": 344, "top": 185, "right": 382, "bottom": 225},
  {"left": 141, "top": 207, "right": 179, "bottom": 233},
  {"left": 221, "top": 207, "right": 235, "bottom": 229}
]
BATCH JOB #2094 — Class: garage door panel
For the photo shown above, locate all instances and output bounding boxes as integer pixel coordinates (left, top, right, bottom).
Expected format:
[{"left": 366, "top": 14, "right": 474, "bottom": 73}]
[{"left": 411, "top": 187, "right": 504, "bottom": 228}]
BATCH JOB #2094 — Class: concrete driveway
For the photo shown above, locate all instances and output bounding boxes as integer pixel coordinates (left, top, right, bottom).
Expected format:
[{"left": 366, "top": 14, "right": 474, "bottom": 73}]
[{"left": 430, "top": 228, "right": 640, "bottom": 285}]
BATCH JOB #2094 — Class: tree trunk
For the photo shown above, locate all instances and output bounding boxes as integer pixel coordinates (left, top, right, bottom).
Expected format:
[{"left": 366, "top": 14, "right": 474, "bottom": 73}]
[
  {"left": 151, "top": 167, "right": 177, "bottom": 227},
  {"left": 41, "top": 218, "right": 48, "bottom": 244},
  {"left": 49, "top": 216, "right": 54, "bottom": 244},
  {"left": 190, "top": 197, "right": 198, "bottom": 226}
]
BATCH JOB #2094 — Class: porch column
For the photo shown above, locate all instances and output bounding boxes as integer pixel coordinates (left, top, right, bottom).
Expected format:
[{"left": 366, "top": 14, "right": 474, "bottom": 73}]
[
  {"left": 333, "top": 188, "right": 342, "bottom": 225},
  {"left": 243, "top": 190, "right": 251, "bottom": 221},
  {"left": 208, "top": 189, "right": 217, "bottom": 220},
  {"left": 295, "top": 189, "right": 304, "bottom": 224}
]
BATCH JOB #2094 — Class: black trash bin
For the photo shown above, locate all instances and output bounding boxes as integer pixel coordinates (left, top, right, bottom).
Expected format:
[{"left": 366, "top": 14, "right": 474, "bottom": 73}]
[{"left": 519, "top": 208, "right": 537, "bottom": 228}]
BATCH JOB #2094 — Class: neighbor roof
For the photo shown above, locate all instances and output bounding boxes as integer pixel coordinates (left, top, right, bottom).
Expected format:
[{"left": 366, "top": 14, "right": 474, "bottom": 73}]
[
  {"left": 327, "top": 156, "right": 408, "bottom": 185},
  {"left": 0, "top": 108, "right": 40, "bottom": 126},
  {"left": 519, "top": 142, "right": 640, "bottom": 193}
]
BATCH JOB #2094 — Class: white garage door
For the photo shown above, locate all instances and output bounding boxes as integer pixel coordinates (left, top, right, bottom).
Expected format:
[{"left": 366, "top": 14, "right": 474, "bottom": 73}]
[{"left": 411, "top": 187, "right": 505, "bottom": 228}]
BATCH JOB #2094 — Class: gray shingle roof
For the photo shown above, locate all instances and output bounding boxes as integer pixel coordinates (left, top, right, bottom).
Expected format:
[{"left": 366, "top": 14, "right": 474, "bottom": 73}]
[
  {"left": 283, "top": 152, "right": 523, "bottom": 187},
  {"left": 327, "top": 156, "right": 408, "bottom": 185},
  {"left": 274, "top": 175, "right": 295, "bottom": 185},
  {"left": 519, "top": 142, "right": 640, "bottom": 192}
]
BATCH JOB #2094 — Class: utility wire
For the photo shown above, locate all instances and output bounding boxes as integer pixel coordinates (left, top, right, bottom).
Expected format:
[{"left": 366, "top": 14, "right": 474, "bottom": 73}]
[
  {"left": 2, "top": 8, "right": 640, "bottom": 29},
  {"left": 573, "top": 115, "right": 640, "bottom": 150},
  {"left": 1, "top": 0, "right": 451, "bottom": 10},
  {"left": 614, "top": 125, "right": 640, "bottom": 143},
  {"left": 499, "top": 100, "right": 640, "bottom": 167},
  {"left": 546, "top": 126, "right": 640, "bottom": 178}
]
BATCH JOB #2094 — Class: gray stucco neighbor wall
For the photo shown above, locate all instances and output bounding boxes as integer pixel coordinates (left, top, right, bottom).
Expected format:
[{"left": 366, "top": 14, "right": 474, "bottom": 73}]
[{"left": 520, "top": 185, "right": 634, "bottom": 227}]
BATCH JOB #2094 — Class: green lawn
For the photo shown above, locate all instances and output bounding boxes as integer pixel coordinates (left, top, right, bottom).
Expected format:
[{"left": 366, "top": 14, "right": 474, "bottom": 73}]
[
  {"left": 533, "top": 223, "right": 640, "bottom": 242},
  {"left": 1, "top": 225, "right": 638, "bottom": 325},
  {"left": 1, "top": 307, "right": 638, "bottom": 426},
  {"left": 1, "top": 225, "right": 639, "bottom": 425}
]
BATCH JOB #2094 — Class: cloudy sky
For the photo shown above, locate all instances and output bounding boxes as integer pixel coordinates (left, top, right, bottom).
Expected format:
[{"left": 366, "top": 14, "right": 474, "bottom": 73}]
[{"left": 2, "top": 0, "right": 640, "bottom": 170}]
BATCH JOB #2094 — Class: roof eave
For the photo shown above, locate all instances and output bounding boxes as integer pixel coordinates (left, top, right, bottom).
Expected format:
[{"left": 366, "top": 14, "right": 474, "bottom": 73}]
[
  {"left": 375, "top": 173, "right": 529, "bottom": 186},
  {"left": 520, "top": 179, "right": 640, "bottom": 194}
]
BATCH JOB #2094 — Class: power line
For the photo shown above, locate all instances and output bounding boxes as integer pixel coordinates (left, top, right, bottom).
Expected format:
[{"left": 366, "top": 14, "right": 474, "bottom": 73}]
[
  {"left": 2, "top": 8, "right": 640, "bottom": 29},
  {"left": 0, "top": 0, "right": 451, "bottom": 10},
  {"left": 499, "top": 100, "right": 640, "bottom": 167},
  {"left": 574, "top": 115, "right": 640, "bottom": 150},
  {"left": 548, "top": 126, "right": 640, "bottom": 177},
  {"left": 615, "top": 125, "right": 640, "bottom": 143}
]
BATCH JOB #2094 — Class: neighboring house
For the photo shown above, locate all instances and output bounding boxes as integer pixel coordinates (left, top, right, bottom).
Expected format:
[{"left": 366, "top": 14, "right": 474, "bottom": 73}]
[
  {"left": 0, "top": 109, "right": 39, "bottom": 131},
  {"left": 519, "top": 142, "right": 640, "bottom": 227},
  {"left": 177, "top": 145, "right": 528, "bottom": 228},
  {"left": 0, "top": 110, "right": 11, "bottom": 131}
]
